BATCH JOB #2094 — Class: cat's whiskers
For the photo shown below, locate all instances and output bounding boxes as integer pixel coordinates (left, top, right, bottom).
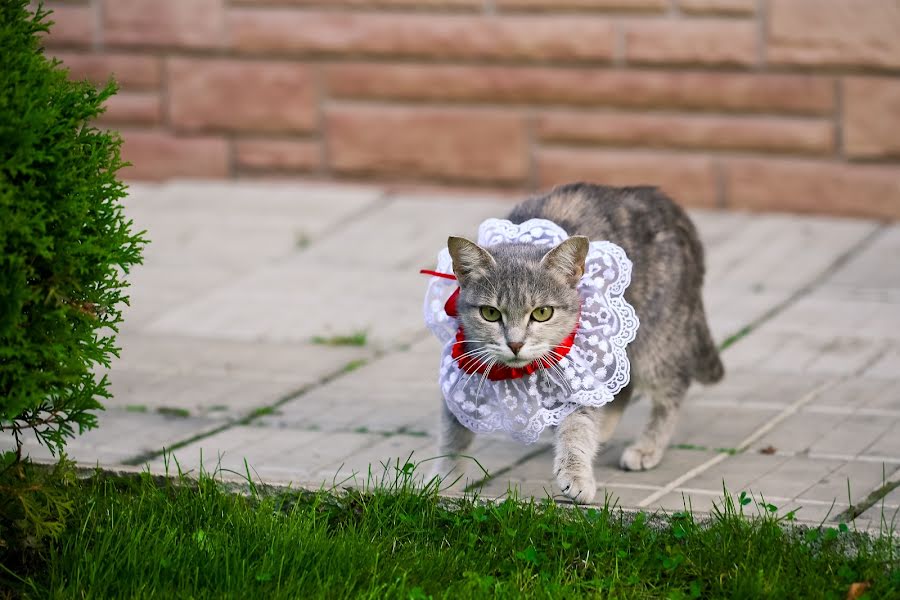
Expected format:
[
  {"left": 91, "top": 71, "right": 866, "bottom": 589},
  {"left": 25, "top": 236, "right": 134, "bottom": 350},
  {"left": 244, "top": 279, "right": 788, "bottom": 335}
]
[
  {"left": 451, "top": 339, "right": 489, "bottom": 354},
  {"left": 538, "top": 353, "right": 562, "bottom": 388},
  {"left": 473, "top": 357, "right": 495, "bottom": 404},
  {"left": 447, "top": 349, "right": 494, "bottom": 395},
  {"left": 541, "top": 350, "right": 573, "bottom": 394},
  {"left": 534, "top": 353, "right": 552, "bottom": 388},
  {"left": 543, "top": 348, "right": 570, "bottom": 365},
  {"left": 550, "top": 364, "right": 573, "bottom": 395},
  {"left": 454, "top": 346, "right": 494, "bottom": 361},
  {"left": 457, "top": 353, "right": 494, "bottom": 394},
  {"left": 547, "top": 356, "right": 574, "bottom": 393}
]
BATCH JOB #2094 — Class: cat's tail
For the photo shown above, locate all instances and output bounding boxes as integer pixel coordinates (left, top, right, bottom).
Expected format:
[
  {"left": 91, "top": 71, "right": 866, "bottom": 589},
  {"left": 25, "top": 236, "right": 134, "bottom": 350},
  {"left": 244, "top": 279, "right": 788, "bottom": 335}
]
[{"left": 692, "top": 316, "right": 724, "bottom": 385}]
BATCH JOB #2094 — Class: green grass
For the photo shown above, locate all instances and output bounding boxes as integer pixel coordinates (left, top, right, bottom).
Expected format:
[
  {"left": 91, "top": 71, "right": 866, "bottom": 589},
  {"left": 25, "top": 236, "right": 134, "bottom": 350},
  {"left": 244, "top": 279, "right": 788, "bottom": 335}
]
[
  {"left": 340, "top": 358, "right": 368, "bottom": 374},
  {"left": 157, "top": 407, "right": 191, "bottom": 418},
  {"left": 719, "top": 325, "right": 753, "bottom": 351},
  {"left": 4, "top": 462, "right": 898, "bottom": 599},
  {"left": 247, "top": 406, "right": 280, "bottom": 420},
  {"left": 671, "top": 443, "right": 739, "bottom": 455},
  {"left": 311, "top": 331, "right": 368, "bottom": 347},
  {"left": 294, "top": 231, "right": 311, "bottom": 250}
]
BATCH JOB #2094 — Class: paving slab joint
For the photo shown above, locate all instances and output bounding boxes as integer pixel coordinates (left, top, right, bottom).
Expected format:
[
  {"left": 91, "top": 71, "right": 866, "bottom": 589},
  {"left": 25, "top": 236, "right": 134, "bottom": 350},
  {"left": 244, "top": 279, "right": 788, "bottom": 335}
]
[
  {"left": 638, "top": 378, "right": 840, "bottom": 508},
  {"left": 121, "top": 328, "right": 431, "bottom": 467},
  {"left": 462, "top": 444, "right": 553, "bottom": 493},
  {"left": 837, "top": 478, "right": 900, "bottom": 522},
  {"left": 717, "top": 222, "right": 888, "bottom": 354}
]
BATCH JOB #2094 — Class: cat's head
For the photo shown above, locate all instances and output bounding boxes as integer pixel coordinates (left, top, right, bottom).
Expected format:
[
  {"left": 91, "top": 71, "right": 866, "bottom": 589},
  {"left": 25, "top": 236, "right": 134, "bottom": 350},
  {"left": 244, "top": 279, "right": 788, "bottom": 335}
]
[{"left": 447, "top": 235, "right": 589, "bottom": 369}]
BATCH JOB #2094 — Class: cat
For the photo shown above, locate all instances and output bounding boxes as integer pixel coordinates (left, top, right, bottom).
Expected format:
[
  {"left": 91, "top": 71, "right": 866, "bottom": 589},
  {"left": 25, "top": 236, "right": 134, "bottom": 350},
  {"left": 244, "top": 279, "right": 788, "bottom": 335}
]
[{"left": 432, "top": 182, "right": 723, "bottom": 503}]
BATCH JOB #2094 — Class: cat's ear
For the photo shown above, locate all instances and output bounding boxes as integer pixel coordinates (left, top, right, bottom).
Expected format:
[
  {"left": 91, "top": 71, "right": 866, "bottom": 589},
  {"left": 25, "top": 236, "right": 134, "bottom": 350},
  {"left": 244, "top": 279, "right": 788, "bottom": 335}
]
[
  {"left": 448, "top": 236, "right": 495, "bottom": 283},
  {"left": 541, "top": 236, "right": 589, "bottom": 287}
]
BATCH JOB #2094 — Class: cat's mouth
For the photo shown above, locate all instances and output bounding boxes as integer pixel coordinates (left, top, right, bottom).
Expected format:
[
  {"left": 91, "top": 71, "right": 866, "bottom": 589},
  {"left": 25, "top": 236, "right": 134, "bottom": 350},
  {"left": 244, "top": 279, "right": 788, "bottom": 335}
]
[
  {"left": 497, "top": 350, "right": 546, "bottom": 368},
  {"left": 501, "top": 357, "right": 533, "bottom": 368},
  {"left": 494, "top": 345, "right": 552, "bottom": 368}
]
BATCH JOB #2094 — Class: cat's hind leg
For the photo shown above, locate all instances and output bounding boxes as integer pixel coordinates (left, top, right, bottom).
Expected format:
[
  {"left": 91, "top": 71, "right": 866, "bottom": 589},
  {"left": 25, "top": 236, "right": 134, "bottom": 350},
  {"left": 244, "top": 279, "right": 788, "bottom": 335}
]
[{"left": 620, "top": 376, "right": 688, "bottom": 471}]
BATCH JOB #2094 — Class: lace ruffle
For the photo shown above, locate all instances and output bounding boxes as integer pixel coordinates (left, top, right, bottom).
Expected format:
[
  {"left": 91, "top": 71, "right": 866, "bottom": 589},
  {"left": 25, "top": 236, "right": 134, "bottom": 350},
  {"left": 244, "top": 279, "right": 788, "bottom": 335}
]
[{"left": 423, "top": 218, "right": 639, "bottom": 443}]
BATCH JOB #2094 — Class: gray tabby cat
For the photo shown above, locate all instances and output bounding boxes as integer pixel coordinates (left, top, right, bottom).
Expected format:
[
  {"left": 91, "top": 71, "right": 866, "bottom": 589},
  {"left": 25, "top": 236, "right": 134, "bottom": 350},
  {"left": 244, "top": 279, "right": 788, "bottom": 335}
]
[{"left": 434, "top": 183, "right": 723, "bottom": 503}]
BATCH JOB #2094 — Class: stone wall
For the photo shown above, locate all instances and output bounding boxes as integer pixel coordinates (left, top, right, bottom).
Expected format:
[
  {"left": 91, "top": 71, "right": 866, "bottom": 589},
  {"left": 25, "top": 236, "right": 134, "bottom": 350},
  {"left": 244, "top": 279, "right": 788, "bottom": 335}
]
[{"left": 42, "top": 0, "right": 900, "bottom": 218}]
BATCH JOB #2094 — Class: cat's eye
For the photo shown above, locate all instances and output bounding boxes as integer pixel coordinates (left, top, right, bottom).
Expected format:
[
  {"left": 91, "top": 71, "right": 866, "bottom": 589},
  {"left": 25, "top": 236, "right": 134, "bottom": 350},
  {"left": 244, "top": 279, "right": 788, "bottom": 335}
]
[
  {"left": 531, "top": 307, "right": 554, "bottom": 322},
  {"left": 480, "top": 306, "right": 502, "bottom": 322}
]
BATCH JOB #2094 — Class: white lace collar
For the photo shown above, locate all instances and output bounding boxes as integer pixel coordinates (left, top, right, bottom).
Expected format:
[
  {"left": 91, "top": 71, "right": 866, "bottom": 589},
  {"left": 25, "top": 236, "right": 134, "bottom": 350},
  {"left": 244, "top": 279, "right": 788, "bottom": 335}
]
[{"left": 423, "top": 218, "right": 639, "bottom": 443}]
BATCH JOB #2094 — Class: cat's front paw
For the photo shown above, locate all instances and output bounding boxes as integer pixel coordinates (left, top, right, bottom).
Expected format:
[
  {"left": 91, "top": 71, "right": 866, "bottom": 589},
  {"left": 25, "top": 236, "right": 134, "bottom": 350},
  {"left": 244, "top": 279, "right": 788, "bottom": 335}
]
[
  {"left": 555, "top": 467, "right": 597, "bottom": 504},
  {"left": 428, "top": 458, "right": 461, "bottom": 482},
  {"left": 620, "top": 443, "right": 664, "bottom": 471}
]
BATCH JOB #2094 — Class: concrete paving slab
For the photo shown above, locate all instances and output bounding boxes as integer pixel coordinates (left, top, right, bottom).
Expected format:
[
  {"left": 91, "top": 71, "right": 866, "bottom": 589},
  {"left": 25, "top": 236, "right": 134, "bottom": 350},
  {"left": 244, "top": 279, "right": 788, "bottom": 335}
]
[
  {"left": 806, "top": 376, "right": 898, "bottom": 410},
  {"left": 810, "top": 413, "right": 897, "bottom": 458},
  {"left": 863, "top": 419, "right": 900, "bottom": 458},
  {"left": 775, "top": 335, "right": 880, "bottom": 376},
  {"left": 859, "top": 378, "right": 900, "bottom": 412},
  {"left": 688, "top": 210, "right": 752, "bottom": 252},
  {"left": 479, "top": 475, "right": 659, "bottom": 508},
  {"left": 483, "top": 441, "right": 620, "bottom": 492},
  {"left": 262, "top": 338, "right": 439, "bottom": 433},
  {"left": 126, "top": 181, "right": 384, "bottom": 263},
  {"left": 657, "top": 490, "right": 854, "bottom": 526},
  {"left": 763, "top": 295, "right": 900, "bottom": 343},
  {"left": 738, "top": 456, "right": 847, "bottom": 501},
  {"left": 12, "top": 409, "right": 219, "bottom": 466},
  {"left": 111, "top": 332, "right": 368, "bottom": 383},
  {"left": 605, "top": 486, "right": 669, "bottom": 510},
  {"left": 299, "top": 195, "right": 508, "bottom": 270},
  {"left": 703, "top": 214, "right": 876, "bottom": 291},
  {"left": 672, "top": 405, "right": 780, "bottom": 451},
  {"left": 107, "top": 372, "right": 290, "bottom": 420},
  {"left": 781, "top": 501, "right": 851, "bottom": 524},
  {"left": 95, "top": 333, "right": 370, "bottom": 421},
  {"left": 855, "top": 505, "right": 900, "bottom": 532},
  {"left": 145, "top": 262, "right": 429, "bottom": 347},
  {"left": 820, "top": 224, "right": 900, "bottom": 293},
  {"left": 685, "top": 370, "right": 829, "bottom": 407},
  {"left": 797, "top": 461, "right": 899, "bottom": 505},
  {"left": 669, "top": 452, "right": 792, "bottom": 494},
  {"left": 121, "top": 181, "right": 384, "bottom": 330},
  {"left": 121, "top": 264, "right": 236, "bottom": 329},
  {"left": 753, "top": 412, "right": 848, "bottom": 455},
  {"left": 863, "top": 346, "right": 900, "bottom": 381},
  {"left": 318, "top": 434, "right": 437, "bottom": 487},
  {"left": 477, "top": 478, "right": 558, "bottom": 501},
  {"left": 652, "top": 491, "right": 729, "bottom": 514},
  {"left": 464, "top": 437, "right": 553, "bottom": 478},
  {"left": 685, "top": 210, "right": 845, "bottom": 348},
  {"left": 145, "top": 427, "right": 383, "bottom": 484},
  {"left": 144, "top": 425, "right": 277, "bottom": 475},
  {"left": 702, "top": 287, "right": 791, "bottom": 344},
  {"left": 605, "top": 449, "right": 722, "bottom": 487}
]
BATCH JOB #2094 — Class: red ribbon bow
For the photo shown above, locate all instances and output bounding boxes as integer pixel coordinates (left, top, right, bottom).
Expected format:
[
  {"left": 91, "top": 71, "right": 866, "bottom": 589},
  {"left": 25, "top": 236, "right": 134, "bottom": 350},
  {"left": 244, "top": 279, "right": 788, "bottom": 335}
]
[{"left": 421, "top": 270, "right": 578, "bottom": 381}]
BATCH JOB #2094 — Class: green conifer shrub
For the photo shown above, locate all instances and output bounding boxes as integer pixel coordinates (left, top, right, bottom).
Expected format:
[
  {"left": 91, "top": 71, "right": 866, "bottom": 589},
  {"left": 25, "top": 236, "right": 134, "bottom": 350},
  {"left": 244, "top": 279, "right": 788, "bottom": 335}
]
[
  {"left": 1, "top": 2, "right": 144, "bottom": 574},
  {"left": 0, "top": 0, "right": 144, "bottom": 460}
]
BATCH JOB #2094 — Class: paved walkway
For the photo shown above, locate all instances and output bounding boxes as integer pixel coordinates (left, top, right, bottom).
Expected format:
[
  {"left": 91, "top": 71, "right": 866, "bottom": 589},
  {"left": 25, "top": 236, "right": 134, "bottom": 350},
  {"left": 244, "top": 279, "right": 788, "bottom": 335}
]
[{"left": 14, "top": 181, "right": 900, "bottom": 530}]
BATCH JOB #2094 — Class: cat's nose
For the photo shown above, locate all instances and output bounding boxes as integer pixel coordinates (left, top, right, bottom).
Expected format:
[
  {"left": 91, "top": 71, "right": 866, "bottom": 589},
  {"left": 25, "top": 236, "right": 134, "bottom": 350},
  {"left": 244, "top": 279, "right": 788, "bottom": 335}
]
[{"left": 507, "top": 342, "right": 524, "bottom": 356}]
